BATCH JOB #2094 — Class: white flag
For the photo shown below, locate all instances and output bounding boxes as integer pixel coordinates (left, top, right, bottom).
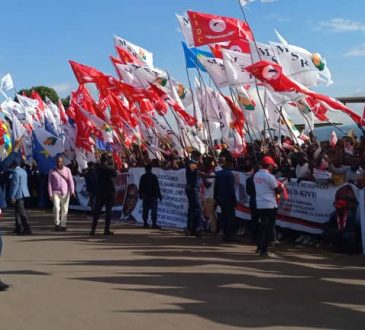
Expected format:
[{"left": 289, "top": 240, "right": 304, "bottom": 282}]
[
  {"left": 222, "top": 49, "right": 255, "bottom": 86},
  {"left": 0, "top": 73, "right": 14, "bottom": 91},
  {"left": 113, "top": 35, "right": 154, "bottom": 69},
  {"left": 12, "top": 113, "right": 27, "bottom": 140},
  {"left": 115, "top": 63, "right": 143, "bottom": 87},
  {"left": 198, "top": 56, "right": 228, "bottom": 88},
  {"left": 176, "top": 14, "right": 194, "bottom": 48},
  {"left": 270, "top": 40, "right": 332, "bottom": 86},
  {"left": 240, "top": 0, "right": 255, "bottom": 6}
]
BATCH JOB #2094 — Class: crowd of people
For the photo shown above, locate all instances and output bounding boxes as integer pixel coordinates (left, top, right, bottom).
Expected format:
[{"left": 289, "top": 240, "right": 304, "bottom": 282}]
[{"left": 0, "top": 130, "right": 364, "bottom": 291}]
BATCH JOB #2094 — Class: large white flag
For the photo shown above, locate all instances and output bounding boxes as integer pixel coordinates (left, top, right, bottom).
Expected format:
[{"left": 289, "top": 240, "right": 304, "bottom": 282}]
[
  {"left": 249, "top": 41, "right": 277, "bottom": 63},
  {"left": 115, "top": 63, "right": 143, "bottom": 87},
  {"left": 12, "top": 113, "right": 27, "bottom": 140},
  {"left": 270, "top": 41, "right": 331, "bottom": 87},
  {"left": 176, "top": 14, "right": 194, "bottom": 48},
  {"left": 222, "top": 49, "right": 255, "bottom": 86},
  {"left": 113, "top": 35, "right": 154, "bottom": 69},
  {"left": 198, "top": 56, "right": 228, "bottom": 88},
  {"left": 0, "top": 73, "right": 14, "bottom": 91}
]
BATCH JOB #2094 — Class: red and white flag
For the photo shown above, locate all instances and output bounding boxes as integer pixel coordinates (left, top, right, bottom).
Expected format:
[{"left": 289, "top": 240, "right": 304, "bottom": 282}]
[{"left": 187, "top": 11, "right": 253, "bottom": 47}]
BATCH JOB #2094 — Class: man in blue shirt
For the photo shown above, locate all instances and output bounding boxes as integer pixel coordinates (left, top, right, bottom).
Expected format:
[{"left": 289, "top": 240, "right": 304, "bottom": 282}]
[{"left": 9, "top": 159, "right": 32, "bottom": 235}]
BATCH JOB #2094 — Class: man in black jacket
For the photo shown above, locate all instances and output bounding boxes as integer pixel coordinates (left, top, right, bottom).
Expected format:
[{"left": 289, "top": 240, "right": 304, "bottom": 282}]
[
  {"left": 214, "top": 155, "right": 237, "bottom": 242},
  {"left": 90, "top": 154, "right": 118, "bottom": 235},
  {"left": 139, "top": 165, "right": 162, "bottom": 229}
]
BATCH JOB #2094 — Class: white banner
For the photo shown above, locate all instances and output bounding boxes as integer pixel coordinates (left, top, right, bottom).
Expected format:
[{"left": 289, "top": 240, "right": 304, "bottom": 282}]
[
  {"left": 69, "top": 169, "right": 365, "bottom": 254},
  {"left": 127, "top": 168, "right": 188, "bottom": 228}
]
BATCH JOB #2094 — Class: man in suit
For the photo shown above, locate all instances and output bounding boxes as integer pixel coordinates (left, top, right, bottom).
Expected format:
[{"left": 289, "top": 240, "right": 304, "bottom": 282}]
[
  {"left": 138, "top": 164, "right": 162, "bottom": 229},
  {"left": 9, "top": 159, "right": 32, "bottom": 235},
  {"left": 90, "top": 153, "right": 118, "bottom": 236},
  {"left": 214, "top": 154, "right": 237, "bottom": 242}
]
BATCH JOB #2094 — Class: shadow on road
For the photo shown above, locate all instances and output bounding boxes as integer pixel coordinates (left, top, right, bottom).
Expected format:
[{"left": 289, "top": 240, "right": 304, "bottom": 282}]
[{"left": 1, "top": 209, "right": 364, "bottom": 329}]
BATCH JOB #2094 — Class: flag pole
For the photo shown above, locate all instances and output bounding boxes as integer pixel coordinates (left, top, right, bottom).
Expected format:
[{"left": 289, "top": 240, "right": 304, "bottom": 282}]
[
  {"left": 185, "top": 66, "right": 214, "bottom": 155},
  {"left": 237, "top": 0, "right": 275, "bottom": 144}
]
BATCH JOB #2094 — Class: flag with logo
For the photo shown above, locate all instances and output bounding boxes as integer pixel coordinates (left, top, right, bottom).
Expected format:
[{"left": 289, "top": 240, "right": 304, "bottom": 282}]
[
  {"left": 222, "top": 49, "right": 255, "bottom": 86},
  {"left": 113, "top": 35, "right": 154, "bottom": 69},
  {"left": 182, "top": 42, "right": 213, "bottom": 72},
  {"left": 33, "top": 126, "right": 64, "bottom": 158},
  {"left": 187, "top": 11, "right": 253, "bottom": 47},
  {"left": 176, "top": 14, "right": 194, "bottom": 48},
  {"left": 198, "top": 56, "right": 228, "bottom": 88}
]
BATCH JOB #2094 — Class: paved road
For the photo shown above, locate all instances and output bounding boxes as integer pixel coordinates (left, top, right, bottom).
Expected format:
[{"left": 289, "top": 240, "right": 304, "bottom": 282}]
[{"left": 0, "top": 209, "right": 364, "bottom": 330}]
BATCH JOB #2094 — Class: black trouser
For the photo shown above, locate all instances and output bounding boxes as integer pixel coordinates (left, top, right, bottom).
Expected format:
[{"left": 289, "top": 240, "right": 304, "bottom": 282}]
[
  {"left": 91, "top": 194, "right": 114, "bottom": 233},
  {"left": 257, "top": 208, "right": 277, "bottom": 253},
  {"left": 186, "top": 188, "right": 202, "bottom": 232},
  {"left": 323, "top": 229, "right": 358, "bottom": 254},
  {"left": 220, "top": 204, "right": 237, "bottom": 241},
  {"left": 14, "top": 199, "right": 31, "bottom": 233},
  {"left": 88, "top": 192, "right": 96, "bottom": 213},
  {"left": 249, "top": 207, "right": 260, "bottom": 242},
  {"left": 142, "top": 198, "right": 158, "bottom": 225}
]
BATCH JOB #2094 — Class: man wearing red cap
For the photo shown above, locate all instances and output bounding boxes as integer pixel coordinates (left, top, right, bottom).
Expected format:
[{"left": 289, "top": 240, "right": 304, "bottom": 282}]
[{"left": 254, "top": 156, "right": 282, "bottom": 256}]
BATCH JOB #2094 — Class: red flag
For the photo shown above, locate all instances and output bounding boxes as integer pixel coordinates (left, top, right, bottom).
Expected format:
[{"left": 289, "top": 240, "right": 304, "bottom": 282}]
[
  {"left": 69, "top": 60, "right": 102, "bottom": 84},
  {"left": 222, "top": 94, "right": 245, "bottom": 136},
  {"left": 305, "top": 96, "right": 329, "bottom": 121},
  {"left": 149, "top": 83, "right": 196, "bottom": 126},
  {"left": 107, "top": 92, "right": 138, "bottom": 128},
  {"left": 112, "top": 151, "right": 123, "bottom": 171},
  {"left": 116, "top": 46, "right": 142, "bottom": 65},
  {"left": 109, "top": 55, "right": 123, "bottom": 80},
  {"left": 246, "top": 60, "right": 362, "bottom": 124},
  {"left": 145, "top": 85, "right": 168, "bottom": 115},
  {"left": 74, "top": 106, "right": 95, "bottom": 152},
  {"left": 187, "top": 11, "right": 253, "bottom": 47},
  {"left": 57, "top": 99, "right": 68, "bottom": 124},
  {"left": 209, "top": 39, "right": 250, "bottom": 58},
  {"left": 30, "top": 90, "right": 45, "bottom": 111}
]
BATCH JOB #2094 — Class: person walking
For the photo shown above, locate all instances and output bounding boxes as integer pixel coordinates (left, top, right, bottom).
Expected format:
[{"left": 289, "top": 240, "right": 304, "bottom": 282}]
[
  {"left": 0, "top": 223, "right": 11, "bottom": 291},
  {"left": 90, "top": 153, "right": 117, "bottom": 236},
  {"left": 9, "top": 159, "right": 32, "bottom": 235},
  {"left": 254, "top": 156, "right": 282, "bottom": 256},
  {"left": 48, "top": 155, "right": 75, "bottom": 231},
  {"left": 138, "top": 164, "right": 162, "bottom": 229}
]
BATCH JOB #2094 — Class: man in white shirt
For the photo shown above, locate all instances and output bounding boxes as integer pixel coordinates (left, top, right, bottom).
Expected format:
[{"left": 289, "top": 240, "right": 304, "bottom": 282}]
[{"left": 254, "top": 156, "right": 282, "bottom": 256}]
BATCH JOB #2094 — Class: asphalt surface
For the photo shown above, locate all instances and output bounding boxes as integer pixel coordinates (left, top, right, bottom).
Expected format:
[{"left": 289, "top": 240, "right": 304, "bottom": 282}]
[{"left": 0, "top": 209, "right": 364, "bottom": 330}]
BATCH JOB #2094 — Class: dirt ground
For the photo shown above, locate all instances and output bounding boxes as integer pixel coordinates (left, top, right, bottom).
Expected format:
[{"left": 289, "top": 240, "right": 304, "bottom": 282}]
[{"left": 0, "top": 209, "right": 364, "bottom": 330}]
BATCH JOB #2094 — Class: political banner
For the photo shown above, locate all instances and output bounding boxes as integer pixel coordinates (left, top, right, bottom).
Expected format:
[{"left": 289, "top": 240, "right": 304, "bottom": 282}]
[
  {"left": 69, "top": 173, "right": 128, "bottom": 211},
  {"left": 69, "top": 168, "right": 365, "bottom": 254},
  {"left": 126, "top": 167, "right": 188, "bottom": 228}
]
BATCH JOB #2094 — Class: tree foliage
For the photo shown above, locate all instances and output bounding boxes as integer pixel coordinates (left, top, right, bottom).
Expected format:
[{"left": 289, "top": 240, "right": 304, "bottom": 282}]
[{"left": 17, "top": 86, "right": 59, "bottom": 103}]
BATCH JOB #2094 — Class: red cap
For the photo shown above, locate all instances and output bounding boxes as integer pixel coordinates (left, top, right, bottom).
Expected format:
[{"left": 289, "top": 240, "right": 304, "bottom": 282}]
[
  {"left": 334, "top": 199, "right": 348, "bottom": 209},
  {"left": 262, "top": 156, "right": 277, "bottom": 168}
]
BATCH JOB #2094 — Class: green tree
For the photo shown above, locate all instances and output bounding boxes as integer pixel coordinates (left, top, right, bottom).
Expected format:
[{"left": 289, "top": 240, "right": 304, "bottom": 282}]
[
  {"left": 61, "top": 95, "right": 70, "bottom": 109},
  {"left": 17, "top": 86, "right": 59, "bottom": 103}
]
